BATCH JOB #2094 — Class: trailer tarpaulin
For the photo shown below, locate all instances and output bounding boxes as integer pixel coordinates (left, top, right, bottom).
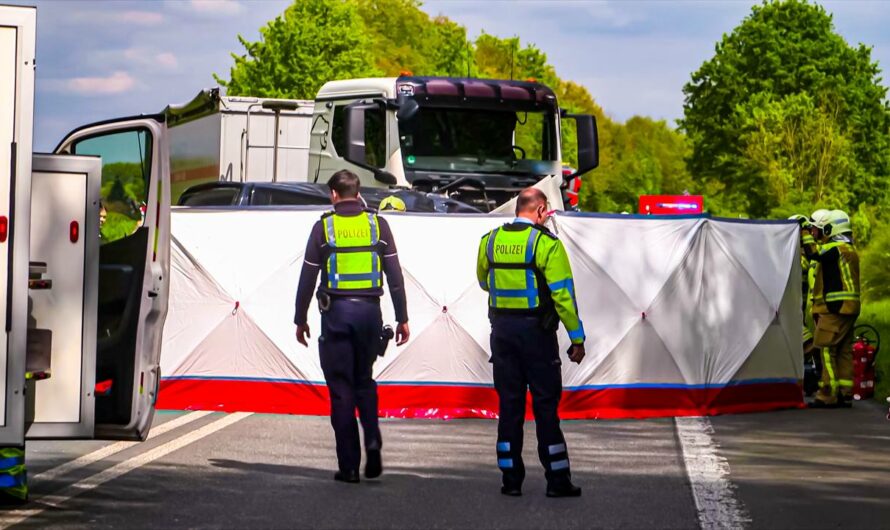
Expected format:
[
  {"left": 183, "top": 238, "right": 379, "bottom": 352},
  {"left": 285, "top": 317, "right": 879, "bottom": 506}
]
[{"left": 158, "top": 209, "right": 804, "bottom": 419}]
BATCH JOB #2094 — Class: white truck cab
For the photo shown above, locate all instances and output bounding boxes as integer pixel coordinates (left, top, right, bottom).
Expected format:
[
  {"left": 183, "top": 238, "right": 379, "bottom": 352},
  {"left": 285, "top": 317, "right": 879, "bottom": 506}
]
[{"left": 308, "top": 76, "right": 599, "bottom": 211}]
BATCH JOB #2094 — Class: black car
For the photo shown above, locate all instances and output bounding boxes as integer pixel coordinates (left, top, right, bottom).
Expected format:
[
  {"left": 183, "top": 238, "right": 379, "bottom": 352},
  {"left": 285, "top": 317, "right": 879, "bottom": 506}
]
[{"left": 176, "top": 182, "right": 481, "bottom": 214}]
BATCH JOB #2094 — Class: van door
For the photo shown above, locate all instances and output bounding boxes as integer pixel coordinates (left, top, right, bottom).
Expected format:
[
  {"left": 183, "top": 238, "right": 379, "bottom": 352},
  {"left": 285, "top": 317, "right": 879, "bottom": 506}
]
[
  {"left": 0, "top": 5, "right": 36, "bottom": 448},
  {"left": 55, "top": 118, "right": 171, "bottom": 440},
  {"left": 25, "top": 154, "right": 101, "bottom": 439}
]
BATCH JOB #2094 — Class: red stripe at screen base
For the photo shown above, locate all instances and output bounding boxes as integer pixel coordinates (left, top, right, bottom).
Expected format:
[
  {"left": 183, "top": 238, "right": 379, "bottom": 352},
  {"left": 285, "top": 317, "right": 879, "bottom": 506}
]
[{"left": 157, "top": 379, "right": 805, "bottom": 419}]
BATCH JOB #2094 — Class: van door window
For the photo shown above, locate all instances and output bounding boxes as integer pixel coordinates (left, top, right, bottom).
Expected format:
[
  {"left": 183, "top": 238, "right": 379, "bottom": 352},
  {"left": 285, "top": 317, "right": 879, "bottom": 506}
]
[{"left": 72, "top": 130, "right": 152, "bottom": 245}]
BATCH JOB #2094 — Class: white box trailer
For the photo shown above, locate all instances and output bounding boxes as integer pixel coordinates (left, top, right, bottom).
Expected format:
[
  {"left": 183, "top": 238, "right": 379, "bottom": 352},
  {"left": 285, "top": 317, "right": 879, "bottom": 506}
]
[{"left": 164, "top": 88, "right": 314, "bottom": 202}]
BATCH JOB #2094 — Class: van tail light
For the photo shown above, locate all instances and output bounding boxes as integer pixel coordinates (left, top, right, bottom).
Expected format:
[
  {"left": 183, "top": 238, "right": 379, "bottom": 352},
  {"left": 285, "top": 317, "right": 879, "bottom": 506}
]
[
  {"left": 0, "top": 216, "right": 7, "bottom": 243},
  {"left": 69, "top": 220, "right": 79, "bottom": 243}
]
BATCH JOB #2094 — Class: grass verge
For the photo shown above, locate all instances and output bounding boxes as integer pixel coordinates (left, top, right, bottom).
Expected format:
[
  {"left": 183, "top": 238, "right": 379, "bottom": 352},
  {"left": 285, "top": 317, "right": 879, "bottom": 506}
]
[{"left": 858, "top": 298, "right": 890, "bottom": 402}]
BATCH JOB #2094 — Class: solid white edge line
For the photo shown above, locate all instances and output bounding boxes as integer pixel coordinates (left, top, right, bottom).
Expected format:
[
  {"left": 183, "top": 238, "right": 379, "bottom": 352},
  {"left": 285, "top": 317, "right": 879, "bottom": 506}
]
[
  {"left": 1, "top": 412, "right": 251, "bottom": 528},
  {"left": 676, "top": 416, "right": 750, "bottom": 530},
  {"left": 32, "top": 410, "right": 214, "bottom": 483}
]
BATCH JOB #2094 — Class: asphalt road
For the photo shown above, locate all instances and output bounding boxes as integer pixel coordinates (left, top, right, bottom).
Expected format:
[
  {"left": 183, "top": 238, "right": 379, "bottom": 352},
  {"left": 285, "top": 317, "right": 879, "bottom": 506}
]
[{"left": 3, "top": 399, "right": 889, "bottom": 529}]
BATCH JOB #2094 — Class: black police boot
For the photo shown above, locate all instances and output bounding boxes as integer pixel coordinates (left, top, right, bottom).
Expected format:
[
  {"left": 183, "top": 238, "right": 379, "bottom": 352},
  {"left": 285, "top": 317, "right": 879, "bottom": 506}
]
[
  {"left": 334, "top": 469, "right": 360, "bottom": 483},
  {"left": 546, "top": 479, "right": 582, "bottom": 498},
  {"left": 365, "top": 449, "right": 382, "bottom": 479},
  {"left": 500, "top": 481, "right": 522, "bottom": 497}
]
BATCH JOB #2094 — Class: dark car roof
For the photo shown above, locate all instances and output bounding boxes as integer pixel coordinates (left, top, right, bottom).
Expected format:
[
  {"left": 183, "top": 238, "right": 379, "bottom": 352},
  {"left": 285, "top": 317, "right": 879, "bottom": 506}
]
[{"left": 177, "top": 181, "right": 482, "bottom": 213}]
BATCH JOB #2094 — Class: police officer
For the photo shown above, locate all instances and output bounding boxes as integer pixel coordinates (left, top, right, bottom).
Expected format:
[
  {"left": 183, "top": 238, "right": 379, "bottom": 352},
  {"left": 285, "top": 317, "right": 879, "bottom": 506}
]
[
  {"left": 807, "top": 209, "right": 860, "bottom": 408},
  {"left": 477, "top": 187, "right": 586, "bottom": 498},
  {"left": 294, "top": 170, "right": 410, "bottom": 483}
]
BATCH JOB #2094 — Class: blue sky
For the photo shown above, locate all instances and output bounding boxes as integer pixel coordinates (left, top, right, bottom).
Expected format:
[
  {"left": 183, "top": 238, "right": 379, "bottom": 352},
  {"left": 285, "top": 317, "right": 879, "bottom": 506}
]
[{"left": 11, "top": 0, "right": 890, "bottom": 151}]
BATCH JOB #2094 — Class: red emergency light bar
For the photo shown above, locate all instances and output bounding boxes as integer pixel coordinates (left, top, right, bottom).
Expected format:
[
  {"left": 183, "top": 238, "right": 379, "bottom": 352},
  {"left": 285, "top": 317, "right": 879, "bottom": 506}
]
[{"left": 639, "top": 195, "right": 704, "bottom": 215}]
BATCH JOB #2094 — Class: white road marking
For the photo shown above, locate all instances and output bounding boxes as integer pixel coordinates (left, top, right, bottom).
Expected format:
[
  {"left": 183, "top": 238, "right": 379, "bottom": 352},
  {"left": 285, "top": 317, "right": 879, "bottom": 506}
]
[
  {"left": 33, "top": 410, "right": 214, "bottom": 483},
  {"left": 676, "top": 416, "right": 750, "bottom": 530},
  {"left": 1, "top": 412, "right": 251, "bottom": 528}
]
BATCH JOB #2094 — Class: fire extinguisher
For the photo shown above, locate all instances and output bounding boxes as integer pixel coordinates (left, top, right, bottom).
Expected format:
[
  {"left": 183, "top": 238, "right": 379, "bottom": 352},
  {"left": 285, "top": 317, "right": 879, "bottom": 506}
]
[{"left": 852, "top": 324, "right": 880, "bottom": 401}]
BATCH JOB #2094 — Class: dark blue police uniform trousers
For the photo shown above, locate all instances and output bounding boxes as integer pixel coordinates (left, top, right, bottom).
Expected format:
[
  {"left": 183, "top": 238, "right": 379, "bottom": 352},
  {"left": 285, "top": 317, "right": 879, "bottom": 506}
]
[
  {"left": 319, "top": 297, "right": 383, "bottom": 472},
  {"left": 491, "top": 314, "right": 571, "bottom": 487}
]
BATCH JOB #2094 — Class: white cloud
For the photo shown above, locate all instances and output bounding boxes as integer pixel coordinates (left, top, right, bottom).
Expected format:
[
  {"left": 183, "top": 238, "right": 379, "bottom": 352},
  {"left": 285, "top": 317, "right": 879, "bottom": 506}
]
[
  {"left": 66, "top": 71, "right": 136, "bottom": 95},
  {"left": 189, "top": 0, "right": 244, "bottom": 16},
  {"left": 580, "top": 2, "right": 639, "bottom": 29},
  {"left": 122, "top": 47, "right": 179, "bottom": 70},
  {"left": 113, "top": 10, "right": 164, "bottom": 26},
  {"left": 155, "top": 52, "right": 179, "bottom": 69}
]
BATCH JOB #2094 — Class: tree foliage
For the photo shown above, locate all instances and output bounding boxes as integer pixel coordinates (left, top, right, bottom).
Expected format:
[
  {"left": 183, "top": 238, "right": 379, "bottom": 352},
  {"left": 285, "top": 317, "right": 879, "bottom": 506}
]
[
  {"left": 735, "top": 92, "right": 855, "bottom": 217},
  {"left": 681, "top": 0, "right": 890, "bottom": 219},
  {"left": 215, "top": 0, "right": 379, "bottom": 98},
  {"left": 581, "top": 117, "right": 693, "bottom": 213}
]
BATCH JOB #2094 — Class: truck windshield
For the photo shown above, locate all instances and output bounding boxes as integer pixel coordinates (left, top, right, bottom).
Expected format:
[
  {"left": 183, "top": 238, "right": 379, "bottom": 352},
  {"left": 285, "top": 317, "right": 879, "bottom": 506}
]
[{"left": 398, "top": 106, "right": 559, "bottom": 175}]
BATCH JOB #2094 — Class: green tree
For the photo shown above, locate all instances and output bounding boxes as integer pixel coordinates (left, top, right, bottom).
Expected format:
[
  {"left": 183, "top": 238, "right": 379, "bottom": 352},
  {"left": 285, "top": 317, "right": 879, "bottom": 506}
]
[
  {"left": 579, "top": 117, "right": 692, "bottom": 213},
  {"left": 681, "top": 0, "right": 890, "bottom": 218},
  {"left": 735, "top": 92, "right": 856, "bottom": 217},
  {"left": 215, "top": 0, "right": 380, "bottom": 99},
  {"left": 356, "top": 0, "right": 471, "bottom": 77}
]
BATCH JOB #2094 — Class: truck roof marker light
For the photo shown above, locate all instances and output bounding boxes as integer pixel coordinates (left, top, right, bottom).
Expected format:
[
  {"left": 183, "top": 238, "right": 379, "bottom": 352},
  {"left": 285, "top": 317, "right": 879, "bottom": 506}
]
[
  {"left": 400, "top": 70, "right": 413, "bottom": 77},
  {"left": 0, "top": 216, "right": 7, "bottom": 243},
  {"left": 69, "top": 220, "right": 79, "bottom": 243}
]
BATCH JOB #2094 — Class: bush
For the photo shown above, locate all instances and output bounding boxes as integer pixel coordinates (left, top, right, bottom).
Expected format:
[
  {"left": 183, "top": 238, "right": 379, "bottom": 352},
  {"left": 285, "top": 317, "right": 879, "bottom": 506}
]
[
  {"left": 858, "top": 299, "right": 890, "bottom": 402},
  {"left": 861, "top": 221, "right": 890, "bottom": 301}
]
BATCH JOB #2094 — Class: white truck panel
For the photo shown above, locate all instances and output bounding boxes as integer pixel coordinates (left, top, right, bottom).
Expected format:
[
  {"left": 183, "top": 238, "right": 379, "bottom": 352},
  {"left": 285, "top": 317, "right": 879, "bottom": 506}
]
[
  {"left": 222, "top": 104, "right": 313, "bottom": 183},
  {"left": 167, "top": 93, "right": 313, "bottom": 202},
  {"left": 0, "top": 24, "right": 15, "bottom": 427},
  {"left": 169, "top": 113, "right": 221, "bottom": 199},
  {"left": 0, "top": 6, "right": 36, "bottom": 444}
]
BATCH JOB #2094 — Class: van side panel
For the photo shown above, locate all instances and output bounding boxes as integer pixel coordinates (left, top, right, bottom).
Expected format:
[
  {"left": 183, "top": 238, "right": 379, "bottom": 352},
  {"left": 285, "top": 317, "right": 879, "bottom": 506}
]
[{"left": 0, "top": 6, "right": 35, "bottom": 444}]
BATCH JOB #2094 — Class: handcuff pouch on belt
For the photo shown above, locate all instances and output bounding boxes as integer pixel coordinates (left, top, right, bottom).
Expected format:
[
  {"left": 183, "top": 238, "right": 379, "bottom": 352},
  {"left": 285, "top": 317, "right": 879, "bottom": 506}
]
[{"left": 317, "top": 291, "right": 332, "bottom": 313}]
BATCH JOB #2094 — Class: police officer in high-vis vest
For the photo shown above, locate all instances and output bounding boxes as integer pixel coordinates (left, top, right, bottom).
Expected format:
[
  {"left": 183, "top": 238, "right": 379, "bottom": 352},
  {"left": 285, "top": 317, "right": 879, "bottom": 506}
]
[
  {"left": 477, "top": 187, "right": 586, "bottom": 498},
  {"left": 294, "top": 170, "right": 410, "bottom": 483},
  {"left": 807, "top": 209, "right": 860, "bottom": 408}
]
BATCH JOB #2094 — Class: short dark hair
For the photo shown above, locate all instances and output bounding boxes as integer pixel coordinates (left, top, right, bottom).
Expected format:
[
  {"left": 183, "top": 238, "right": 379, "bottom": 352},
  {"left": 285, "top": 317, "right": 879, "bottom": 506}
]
[
  {"left": 515, "top": 187, "right": 548, "bottom": 215},
  {"left": 327, "top": 170, "right": 360, "bottom": 198}
]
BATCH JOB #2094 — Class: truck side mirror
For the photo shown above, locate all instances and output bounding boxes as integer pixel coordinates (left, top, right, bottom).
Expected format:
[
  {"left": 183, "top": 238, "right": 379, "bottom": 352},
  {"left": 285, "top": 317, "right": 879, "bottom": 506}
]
[
  {"left": 562, "top": 113, "right": 599, "bottom": 180},
  {"left": 343, "top": 100, "right": 397, "bottom": 186},
  {"left": 396, "top": 96, "right": 419, "bottom": 121}
]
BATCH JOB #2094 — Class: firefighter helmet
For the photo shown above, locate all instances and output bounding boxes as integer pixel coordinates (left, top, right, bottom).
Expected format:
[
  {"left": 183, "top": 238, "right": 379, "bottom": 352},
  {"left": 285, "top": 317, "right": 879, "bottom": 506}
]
[
  {"left": 379, "top": 195, "right": 407, "bottom": 212},
  {"left": 823, "top": 209, "right": 852, "bottom": 237}
]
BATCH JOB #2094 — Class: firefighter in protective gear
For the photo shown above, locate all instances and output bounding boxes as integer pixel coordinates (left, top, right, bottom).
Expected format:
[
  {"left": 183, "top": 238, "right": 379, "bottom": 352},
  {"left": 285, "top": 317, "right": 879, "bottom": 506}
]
[
  {"left": 477, "top": 187, "right": 585, "bottom": 498},
  {"left": 789, "top": 214, "right": 818, "bottom": 347},
  {"left": 807, "top": 209, "right": 860, "bottom": 408},
  {"left": 294, "top": 170, "right": 410, "bottom": 483}
]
